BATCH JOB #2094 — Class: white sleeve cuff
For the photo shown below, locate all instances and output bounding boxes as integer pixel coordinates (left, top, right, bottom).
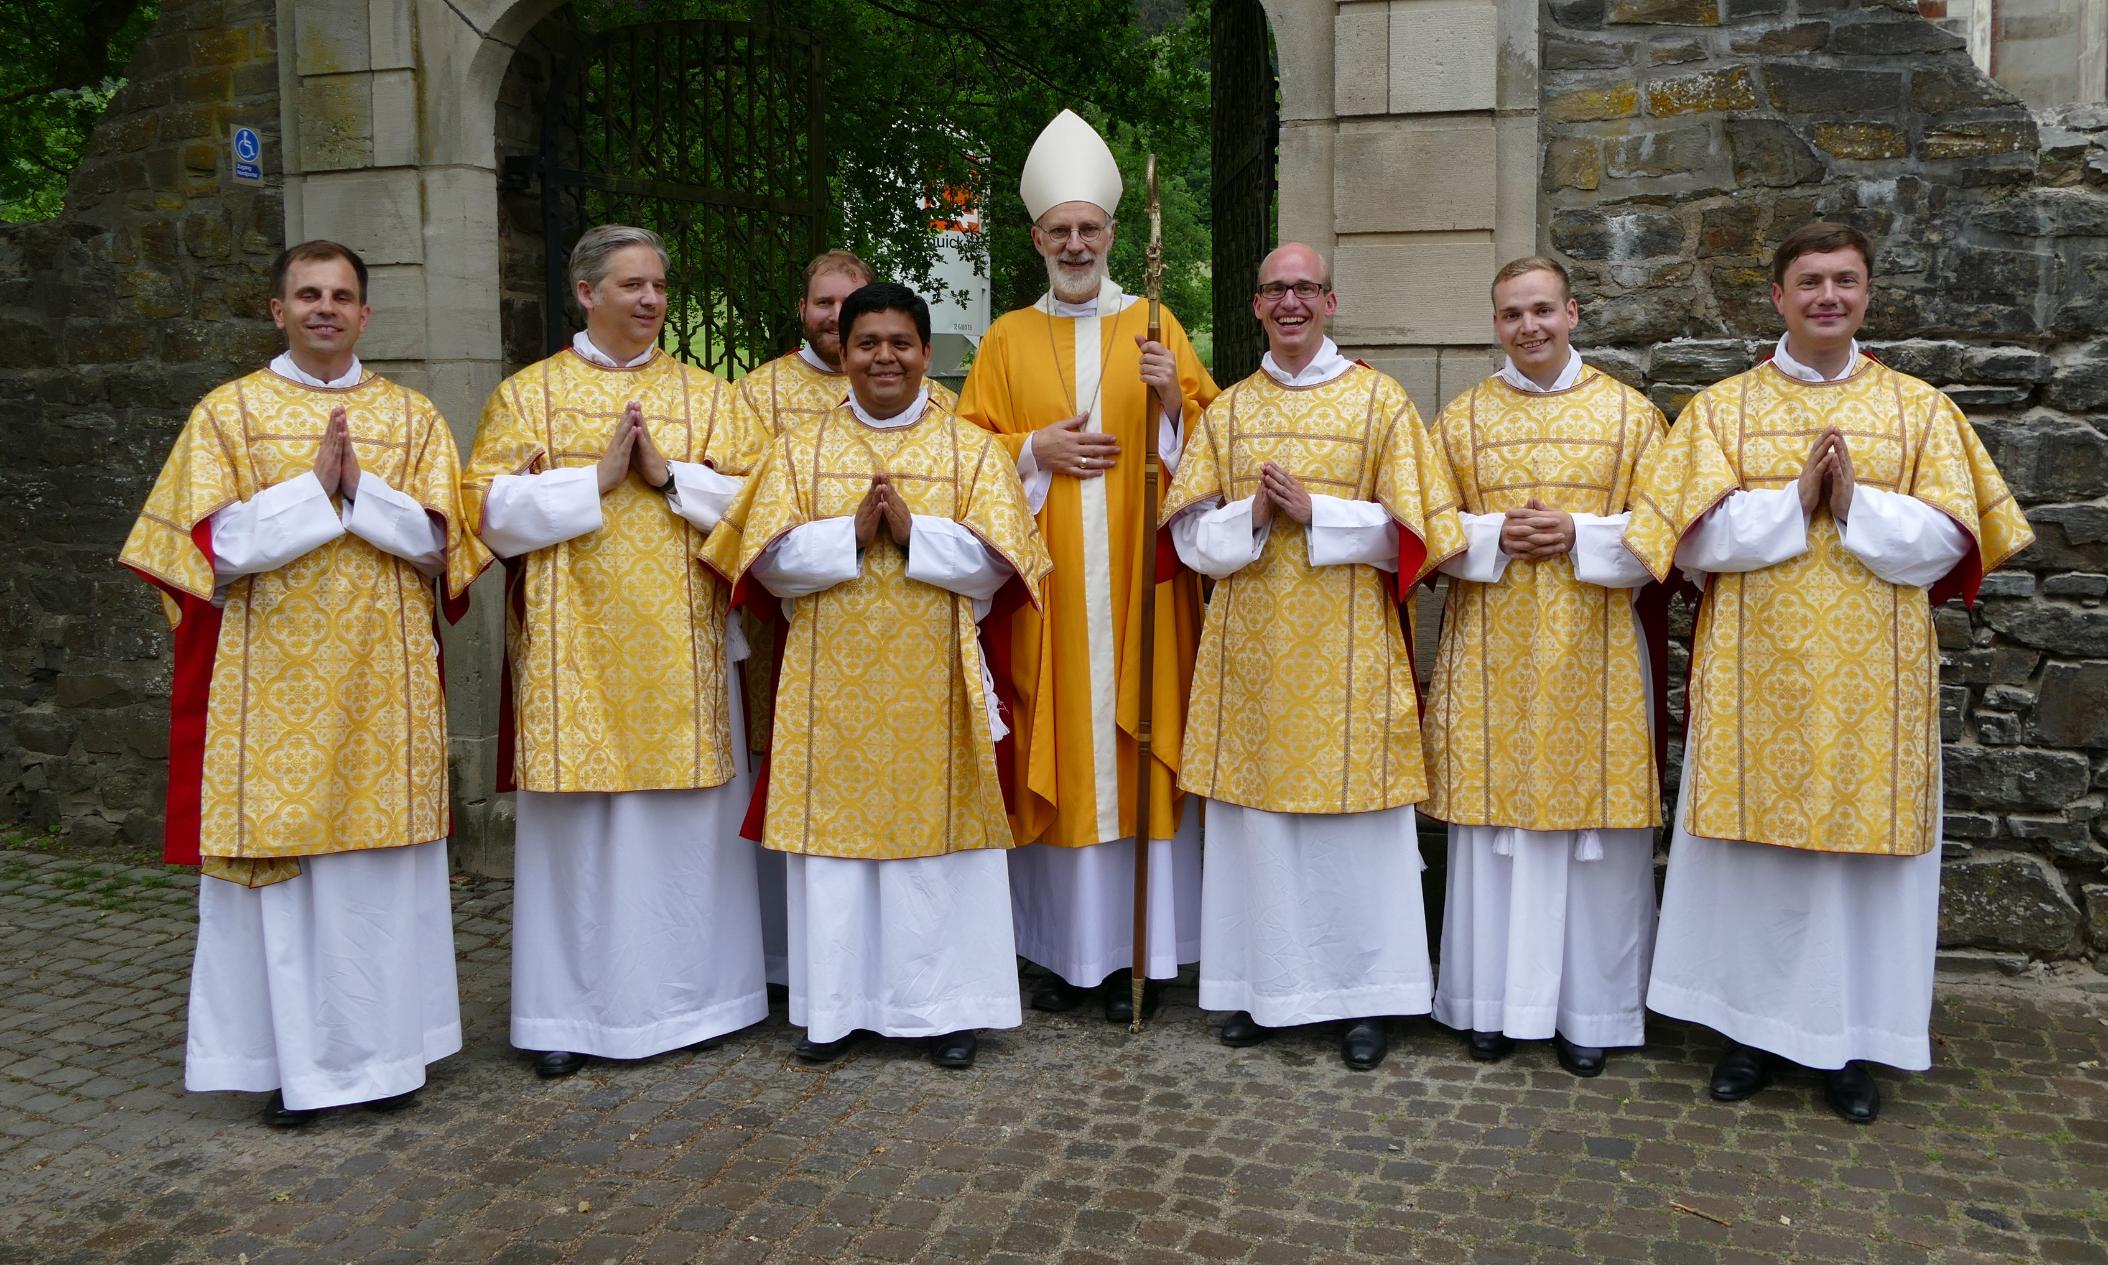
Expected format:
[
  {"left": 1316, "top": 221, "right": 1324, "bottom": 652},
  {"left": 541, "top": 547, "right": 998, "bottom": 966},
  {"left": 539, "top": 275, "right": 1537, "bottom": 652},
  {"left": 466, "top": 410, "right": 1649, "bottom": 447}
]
[
  {"left": 666, "top": 461, "right": 742, "bottom": 533},
  {"left": 1437, "top": 511, "right": 1510, "bottom": 583},
  {"left": 480, "top": 466, "right": 604, "bottom": 559},
  {"left": 1840, "top": 485, "right": 1972, "bottom": 588},
  {"left": 749, "top": 516, "right": 861, "bottom": 598},
  {"left": 1016, "top": 431, "right": 1051, "bottom": 514},
  {"left": 1159, "top": 408, "right": 1185, "bottom": 475},
  {"left": 1305, "top": 495, "right": 1399, "bottom": 572},
  {"left": 1674, "top": 486, "right": 1809, "bottom": 578},
  {"left": 905, "top": 514, "right": 1011, "bottom": 614},
  {"left": 1170, "top": 496, "right": 1268, "bottom": 579},
  {"left": 1570, "top": 511, "right": 1650, "bottom": 590},
  {"left": 210, "top": 471, "right": 347, "bottom": 581},
  {"left": 343, "top": 471, "right": 446, "bottom": 576}
]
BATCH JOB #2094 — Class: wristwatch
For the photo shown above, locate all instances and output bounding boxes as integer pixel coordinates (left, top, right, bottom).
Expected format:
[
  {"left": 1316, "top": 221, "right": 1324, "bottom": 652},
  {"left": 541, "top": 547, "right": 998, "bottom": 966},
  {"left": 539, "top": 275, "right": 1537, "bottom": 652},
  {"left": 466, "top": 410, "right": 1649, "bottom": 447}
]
[{"left": 649, "top": 469, "right": 676, "bottom": 495}]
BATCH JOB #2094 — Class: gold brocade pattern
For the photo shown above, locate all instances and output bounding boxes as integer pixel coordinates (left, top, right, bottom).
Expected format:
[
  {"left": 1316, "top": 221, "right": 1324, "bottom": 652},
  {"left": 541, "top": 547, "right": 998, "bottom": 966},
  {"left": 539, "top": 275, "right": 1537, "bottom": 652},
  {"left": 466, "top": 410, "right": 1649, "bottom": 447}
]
[
  {"left": 703, "top": 402, "right": 1050, "bottom": 860},
  {"left": 462, "top": 350, "right": 760, "bottom": 793},
  {"left": 1423, "top": 372, "right": 1665, "bottom": 831},
  {"left": 955, "top": 301, "right": 1217, "bottom": 846},
  {"left": 118, "top": 370, "right": 488, "bottom": 876},
  {"left": 1626, "top": 360, "right": 2034, "bottom": 856},
  {"left": 1162, "top": 366, "right": 1466, "bottom": 815}
]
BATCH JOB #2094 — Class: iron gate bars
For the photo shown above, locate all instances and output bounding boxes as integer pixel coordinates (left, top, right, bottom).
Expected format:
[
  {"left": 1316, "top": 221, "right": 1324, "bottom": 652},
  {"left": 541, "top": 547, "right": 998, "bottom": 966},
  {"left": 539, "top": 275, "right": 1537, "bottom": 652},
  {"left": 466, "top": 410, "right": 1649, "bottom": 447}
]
[{"left": 1210, "top": 0, "right": 1279, "bottom": 387}]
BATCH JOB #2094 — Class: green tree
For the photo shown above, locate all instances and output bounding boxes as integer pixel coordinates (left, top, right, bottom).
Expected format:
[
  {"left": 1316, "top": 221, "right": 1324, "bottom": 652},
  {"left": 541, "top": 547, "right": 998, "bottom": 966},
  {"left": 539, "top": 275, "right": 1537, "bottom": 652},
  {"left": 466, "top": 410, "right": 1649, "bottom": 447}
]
[{"left": 0, "top": 0, "right": 159, "bottom": 221}]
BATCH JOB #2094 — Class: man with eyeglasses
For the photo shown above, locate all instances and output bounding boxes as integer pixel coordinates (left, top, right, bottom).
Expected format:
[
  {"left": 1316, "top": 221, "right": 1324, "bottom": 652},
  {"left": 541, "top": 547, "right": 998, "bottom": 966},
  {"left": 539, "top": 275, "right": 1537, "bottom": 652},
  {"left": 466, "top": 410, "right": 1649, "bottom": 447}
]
[
  {"left": 1162, "top": 242, "right": 1466, "bottom": 1069},
  {"left": 957, "top": 110, "right": 1217, "bottom": 1023}
]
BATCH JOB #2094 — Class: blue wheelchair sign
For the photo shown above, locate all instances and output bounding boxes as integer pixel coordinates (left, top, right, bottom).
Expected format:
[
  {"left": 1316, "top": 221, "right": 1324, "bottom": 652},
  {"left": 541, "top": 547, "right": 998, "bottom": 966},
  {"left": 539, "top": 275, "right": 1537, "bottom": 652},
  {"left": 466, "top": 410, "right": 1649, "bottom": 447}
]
[{"left": 231, "top": 126, "right": 262, "bottom": 182}]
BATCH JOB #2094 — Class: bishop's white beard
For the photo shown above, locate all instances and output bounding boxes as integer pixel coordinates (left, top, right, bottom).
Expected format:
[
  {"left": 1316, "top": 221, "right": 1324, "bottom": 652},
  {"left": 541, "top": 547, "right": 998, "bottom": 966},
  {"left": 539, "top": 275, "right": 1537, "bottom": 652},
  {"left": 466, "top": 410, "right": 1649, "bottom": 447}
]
[{"left": 1045, "top": 253, "right": 1106, "bottom": 306}]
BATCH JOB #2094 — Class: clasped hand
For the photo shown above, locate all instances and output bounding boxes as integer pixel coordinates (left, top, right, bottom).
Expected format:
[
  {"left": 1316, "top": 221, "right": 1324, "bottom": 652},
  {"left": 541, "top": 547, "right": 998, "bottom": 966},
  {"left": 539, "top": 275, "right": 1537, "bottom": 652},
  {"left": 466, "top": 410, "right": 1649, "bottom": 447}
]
[
  {"left": 1250, "top": 461, "right": 1311, "bottom": 528},
  {"left": 595, "top": 401, "right": 673, "bottom": 495},
  {"left": 1796, "top": 427, "right": 1857, "bottom": 521},
  {"left": 854, "top": 474, "right": 912, "bottom": 550},
  {"left": 1499, "top": 497, "right": 1575, "bottom": 561},
  {"left": 311, "top": 407, "right": 362, "bottom": 498}
]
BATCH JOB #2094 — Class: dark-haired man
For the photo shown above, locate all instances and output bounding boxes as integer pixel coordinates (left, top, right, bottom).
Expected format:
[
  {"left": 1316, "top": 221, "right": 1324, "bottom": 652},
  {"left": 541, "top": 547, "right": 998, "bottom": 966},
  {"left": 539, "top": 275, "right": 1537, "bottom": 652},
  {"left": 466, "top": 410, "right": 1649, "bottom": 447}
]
[
  {"left": 705, "top": 283, "right": 1050, "bottom": 1068},
  {"left": 120, "top": 241, "right": 488, "bottom": 1125},
  {"left": 1425, "top": 256, "right": 1667, "bottom": 1079},
  {"left": 1626, "top": 222, "right": 2033, "bottom": 1122}
]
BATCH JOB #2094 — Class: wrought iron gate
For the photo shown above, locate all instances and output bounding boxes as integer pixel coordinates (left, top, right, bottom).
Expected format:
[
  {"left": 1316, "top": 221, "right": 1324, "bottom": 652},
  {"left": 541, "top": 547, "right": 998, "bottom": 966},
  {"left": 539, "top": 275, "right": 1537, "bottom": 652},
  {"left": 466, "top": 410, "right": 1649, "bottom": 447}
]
[
  {"left": 540, "top": 20, "right": 827, "bottom": 375},
  {"left": 1210, "top": 0, "right": 1279, "bottom": 385}
]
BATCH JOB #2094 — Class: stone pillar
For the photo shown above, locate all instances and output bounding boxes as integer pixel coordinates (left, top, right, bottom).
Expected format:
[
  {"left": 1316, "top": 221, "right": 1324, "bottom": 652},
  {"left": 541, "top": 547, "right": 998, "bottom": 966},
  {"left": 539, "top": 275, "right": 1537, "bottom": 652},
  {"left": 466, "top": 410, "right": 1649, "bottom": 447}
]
[{"left": 1265, "top": 0, "right": 1541, "bottom": 418}]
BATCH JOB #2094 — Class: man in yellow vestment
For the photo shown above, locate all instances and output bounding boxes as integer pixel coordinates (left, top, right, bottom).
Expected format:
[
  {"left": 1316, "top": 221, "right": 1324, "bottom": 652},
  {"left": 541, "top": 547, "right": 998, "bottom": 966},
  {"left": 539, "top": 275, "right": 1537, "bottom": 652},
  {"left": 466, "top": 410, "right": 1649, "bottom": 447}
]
[
  {"left": 1424, "top": 257, "right": 1667, "bottom": 1078},
  {"left": 1626, "top": 222, "right": 2033, "bottom": 1123},
  {"left": 957, "top": 109, "right": 1217, "bottom": 1022},
  {"left": 730, "top": 248, "right": 959, "bottom": 989},
  {"left": 119, "top": 241, "right": 487, "bottom": 1125},
  {"left": 705, "top": 283, "right": 1050, "bottom": 1068},
  {"left": 463, "top": 225, "right": 768, "bottom": 1078},
  {"left": 1163, "top": 243, "right": 1466, "bottom": 1070}
]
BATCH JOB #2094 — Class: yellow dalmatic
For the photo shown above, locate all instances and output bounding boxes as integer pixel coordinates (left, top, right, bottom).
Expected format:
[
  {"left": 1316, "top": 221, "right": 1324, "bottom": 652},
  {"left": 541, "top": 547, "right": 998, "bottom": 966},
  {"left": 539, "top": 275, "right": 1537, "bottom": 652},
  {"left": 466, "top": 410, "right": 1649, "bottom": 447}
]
[
  {"left": 1163, "top": 365, "right": 1467, "bottom": 814},
  {"left": 1625, "top": 359, "right": 2033, "bottom": 856},
  {"left": 118, "top": 369, "right": 489, "bottom": 887},
  {"left": 462, "top": 348, "right": 759, "bottom": 793},
  {"left": 735, "top": 349, "right": 957, "bottom": 437},
  {"left": 957, "top": 286, "right": 1217, "bottom": 846},
  {"left": 1423, "top": 370, "right": 1667, "bottom": 831},
  {"left": 703, "top": 399, "right": 1050, "bottom": 860}
]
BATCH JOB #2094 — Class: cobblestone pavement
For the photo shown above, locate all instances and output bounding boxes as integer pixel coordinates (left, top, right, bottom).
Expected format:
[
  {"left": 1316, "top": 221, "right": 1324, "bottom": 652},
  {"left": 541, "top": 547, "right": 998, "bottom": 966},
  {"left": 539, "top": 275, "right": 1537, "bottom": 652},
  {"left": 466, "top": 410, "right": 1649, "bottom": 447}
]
[{"left": 2, "top": 848, "right": 2105, "bottom": 1265}]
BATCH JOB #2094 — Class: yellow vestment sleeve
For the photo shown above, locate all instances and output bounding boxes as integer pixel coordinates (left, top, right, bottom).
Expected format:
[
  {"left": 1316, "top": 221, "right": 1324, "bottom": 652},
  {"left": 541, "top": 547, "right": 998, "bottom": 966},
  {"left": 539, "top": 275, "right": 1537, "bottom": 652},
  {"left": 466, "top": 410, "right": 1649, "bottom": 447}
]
[
  {"left": 118, "top": 397, "right": 243, "bottom": 618},
  {"left": 1371, "top": 392, "right": 1467, "bottom": 587},
  {"left": 956, "top": 321, "right": 1035, "bottom": 462},
  {"left": 461, "top": 374, "right": 551, "bottom": 538},
  {"left": 1624, "top": 394, "right": 1744, "bottom": 582}
]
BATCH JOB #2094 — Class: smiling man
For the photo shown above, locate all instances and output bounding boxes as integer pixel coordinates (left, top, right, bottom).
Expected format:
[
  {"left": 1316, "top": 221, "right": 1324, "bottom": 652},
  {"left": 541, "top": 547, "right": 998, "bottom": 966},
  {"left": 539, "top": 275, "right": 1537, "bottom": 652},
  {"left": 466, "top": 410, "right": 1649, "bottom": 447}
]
[
  {"left": 1163, "top": 242, "right": 1465, "bottom": 1070},
  {"left": 705, "top": 283, "right": 1050, "bottom": 1068},
  {"left": 1422, "top": 256, "right": 1667, "bottom": 1079},
  {"left": 464, "top": 225, "right": 769, "bottom": 1080},
  {"left": 957, "top": 109, "right": 1217, "bottom": 1023},
  {"left": 119, "top": 241, "right": 487, "bottom": 1125},
  {"left": 1626, "top": 222, "right": 2033, "bottom": 1122}
]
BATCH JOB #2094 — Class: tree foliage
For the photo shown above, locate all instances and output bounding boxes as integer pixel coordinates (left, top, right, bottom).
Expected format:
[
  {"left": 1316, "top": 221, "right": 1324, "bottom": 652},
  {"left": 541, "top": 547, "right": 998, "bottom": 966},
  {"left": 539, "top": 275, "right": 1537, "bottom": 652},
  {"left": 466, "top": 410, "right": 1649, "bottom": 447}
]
[
  {"left": 0, "top": 0, "right": 159, "bottom": 221},
  {"left": 577, "top": 0, "right": 1215, "bottom": 331}
]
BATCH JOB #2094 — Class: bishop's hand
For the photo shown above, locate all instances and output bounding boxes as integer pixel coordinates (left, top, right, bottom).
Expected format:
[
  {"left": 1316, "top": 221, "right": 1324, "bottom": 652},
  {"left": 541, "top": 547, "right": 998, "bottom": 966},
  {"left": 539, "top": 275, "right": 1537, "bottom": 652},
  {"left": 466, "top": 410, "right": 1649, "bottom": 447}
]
[
  {"left": 1135, "top": 334, "right": 1180, "bottom": 426},
  {"left": 1036, "top": 413, "right": 1119, "bottom": 478}
]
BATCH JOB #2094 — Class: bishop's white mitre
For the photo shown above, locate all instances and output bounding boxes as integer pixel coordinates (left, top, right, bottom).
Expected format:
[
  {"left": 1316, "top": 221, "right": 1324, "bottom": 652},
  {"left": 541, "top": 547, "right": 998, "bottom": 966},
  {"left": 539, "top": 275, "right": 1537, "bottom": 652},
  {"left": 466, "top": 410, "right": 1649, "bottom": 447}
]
[{"left": 1020, "top": 109, "right": 1123, "bottom": 221}]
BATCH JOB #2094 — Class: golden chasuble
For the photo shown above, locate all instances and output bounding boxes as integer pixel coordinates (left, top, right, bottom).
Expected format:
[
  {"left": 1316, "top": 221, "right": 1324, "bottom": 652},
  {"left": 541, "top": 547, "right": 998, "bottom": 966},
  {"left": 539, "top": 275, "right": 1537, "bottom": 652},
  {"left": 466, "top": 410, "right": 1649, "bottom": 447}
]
[
  {"left": 1423, "top": 371, "right": 1666, "bottom": 832},
  {"left": 1625, "top": 359, "right": 2033, "bottom": 856},
  {"left": 118, "top": 369, "right": 489, "bottom": 887},
  {"left": 462, "top": 349, "right": 760, "bottom": 794},
  {"left": 728, "top": 353, "right": 957, "bottom": 753},
  {"left": 1162, "top": 365, "right": 1467, "bottom": 815},
  {"left": 956, "top": 292, "right": 1217, "bottom": 846},
  {"left": 701, "top": 401, "right": 1051, "bottom": 861},
  {"left": 735, "top": 350, "right": 956, "bottom": 437}
]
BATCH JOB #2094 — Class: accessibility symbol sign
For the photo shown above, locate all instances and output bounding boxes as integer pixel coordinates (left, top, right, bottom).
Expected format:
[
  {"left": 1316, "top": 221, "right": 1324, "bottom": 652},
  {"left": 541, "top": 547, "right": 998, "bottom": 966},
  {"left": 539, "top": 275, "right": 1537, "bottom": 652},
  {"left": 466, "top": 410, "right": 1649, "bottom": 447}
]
[{"left": 231, "top": 126, "right": 262, "bottom": 183}]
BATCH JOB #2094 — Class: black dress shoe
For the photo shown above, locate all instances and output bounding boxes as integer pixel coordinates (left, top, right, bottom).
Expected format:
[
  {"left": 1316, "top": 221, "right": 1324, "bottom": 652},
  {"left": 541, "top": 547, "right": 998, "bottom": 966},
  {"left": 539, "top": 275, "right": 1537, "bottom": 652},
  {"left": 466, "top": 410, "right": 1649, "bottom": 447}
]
[
  {"left": 263, "top": 1091, "right": 323, "bottom": 1128},
  {"left": 1218, "top": 1011, "right": 1271, "bottom": 1047},
  {"left": 929, "top": 1031, "right": 978, "bottom": 1068},
  {"left": 1341, "top": 1018, "right": 1388, "bottom": 1070},
  {"left": 535, "top": 1050, "right": 588, "bottom": 1079},
  {"left": 1467, "top": 1030, "right": 1514, "bottom": 1062},
  {"left": 793, "top": 1032, "right": 857, "bottom": 1063},
  {"left": 1029, "top": 975, "right": 1090, "bottom": 1013},
  {"left": 365, "top": 1089, "right": 419, "bottom": 1113},
  {"left": 1825, "top": 1061, "right": 1881, "bottom": 1124},
  {"left": 1101, "top": 970, "right": 1162, "bottom": 1024},
  {"left": 1708, "top": 1043, "right": 1774, "bottom": 1101},
  {"left": 1554, "top": 1035, "right": 1606, "bottom": 1078}
]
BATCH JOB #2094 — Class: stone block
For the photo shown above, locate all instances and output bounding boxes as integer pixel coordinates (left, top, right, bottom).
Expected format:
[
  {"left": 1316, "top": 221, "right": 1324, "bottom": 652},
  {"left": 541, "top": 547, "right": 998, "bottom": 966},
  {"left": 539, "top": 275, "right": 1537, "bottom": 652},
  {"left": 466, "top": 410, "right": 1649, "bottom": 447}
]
[
  {"left": 1942, "top": 744, "right": 2092, "bottom": 810},
  {"left": 1697, "top": 203, "right": 1760, "bottom": 256},
  {"left": 1544, "top": 81, "right": 1639, "bottom": 123},
  {"left": 1982, "top": 603, "right": 2108, "bottom": 657},
  {"left": 1935, "top": 607, "right": 1973, "bottom": 650},
  {"left": 1275, "top": 123, "right": 1335, "bottom": 253},
  {"left": 1730, "top": 20, "right": 1829, "bottom": 54},
  {"left": 1439, "top": 345, "right": 1502, "bottom": 407},
  {"left": 419, "top": 167, "right": 506, "bottom": 362},
  {"left": 1938, "top": 850, "right": 2081, "bottom": 954},
  {"left": 1336, "top": 118, "right": 1496, "bottom": 233},
  {"left": 1544, "top": 138, "right": 1601, "bottom": 192},
  {"left": 1493, "top": 110, "right": 1537, "bottom": 266},
  {"left": 1646, "top": 67, "right": 1756, "bottom": 117},
  {"left": 296, "top": 74, "right": 375, "bottom": 172},
  {"left": 1975, "top": 413, "right": 2108, "bottom": 503},
  {"left": 2009, "top": 814, "right": 2087, "bottom": 844},
  {"left": 1387, "top": 2, "right": 1497, "bottom": 115},
  {"left": 1977, "top": 572, "right": 2037, "bottom": 600},
  {"left": 1725, "top": 119, "right": 1822, "bottom": 187},
  {"left": 1589, "top": 287, "right": 1703, "bottom": 344},
  {"left": 1978, "top": 711, "right": 2024, "bottom": 745},
  {"left": 1944, "top": 810, "right": 2000, "bottom": 839},
  {"left": 368, "top": 0, "right": 416, "bottom": 72},
  {"left": 1910, "top": 62, "right": 2023, "bottom": 115},
  {"left": 1550, "top": 207, "right": 1685, "bottom": 260},
  {"left": 295, "top": 0, "right": 370, "bottom": 76},
  {"left": 1605, "top": 0, "right": 1719, "bottom": 24},
  {"left": 1945, "top": 385, "right": 2032, "bottom": 408},
  {"left": 1648, "top": 40, "right": 1707, "bottom": 65},
  {"left": 1332, "top": 236, "right": 1497, "bottom": 346},
  {"left": 1827, "top": 15, "right": 1965, "bottom": 55},
  {"left": 2042, "top": 573, "right": 2108, "bottom": 599},
  {"left": 1604, "top": 124, "right": 1718, "bottom": 179},
  {"left": 2044, "top": 343, "right": 2108, "bottom": 412},
  {"left": 2086, "top": 885, "right": 2108, "bottom": 949},
  {"left": 1764, "top": 64, "right": 1903, "bottom": 113},
  {"left": 1335, "top": 3, "right": 1389, "bottom": 117},
  {"left": 352, "top": 264, "right": 428, "bottom": 362},
  {"left": 1648, "top": 339, "right": 1750, "bottom": 381},
  {"left": 2026, "top": 504, "right": 2108, "bottom": 572},
  {"left": 1939, "top": 682, "right": 1968, "bottom": 739},
  {"left": 298, "top": 169, "right": 421, "bottom": 266},
  {"left": 370, "top": 69, "right": 417, "bottom": 168},
  {"left": 1355, "top": 349, "right": 1441, "bottom": 420},
  {"left": 1975, "top": 189, "right": 2108, "bottom": 239},
  {"left": 1960, "top": 346, "right": 2053, "bottom": 385},
  {"left": 1544, "top": 37, "right": 1628, "bottom": 71},
  {"left": 1923, "top": 124, "right": 2033, "bottom": 162},
  {"left": 1812, "top": 123, "right": 1907, "bottom": 161},
  {"left": 2032, "top": 661, "right": 2108, "bottom": 748}
]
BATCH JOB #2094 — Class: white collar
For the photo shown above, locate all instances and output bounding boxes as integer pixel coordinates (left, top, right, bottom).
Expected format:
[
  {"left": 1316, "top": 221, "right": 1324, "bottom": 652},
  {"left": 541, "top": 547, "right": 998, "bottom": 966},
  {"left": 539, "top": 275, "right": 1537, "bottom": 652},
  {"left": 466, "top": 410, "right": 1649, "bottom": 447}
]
[
  {"left": 1771, "top": 335, "right": 1860, "bottom": 383},
  {"left": 1261, "top": 337, "right": 1353, "bottom": 387},
  {"left": 797, "top": 343, "right": 841, "bottom": 374},
  {"left": 848, "top": 383, "right": 931, "bottom": 429},
  {"left": 572, "top": 331, "right": 656, "bottom": 369},
  {"left": 271, "top": 352, "right": 363, "bottom": 389},
  {"left": 1036, "top": 277, "right": 1136, "bottom": 319},
  {"left": 1495, "top": 346, "right": 1585, "bottom": 394}
]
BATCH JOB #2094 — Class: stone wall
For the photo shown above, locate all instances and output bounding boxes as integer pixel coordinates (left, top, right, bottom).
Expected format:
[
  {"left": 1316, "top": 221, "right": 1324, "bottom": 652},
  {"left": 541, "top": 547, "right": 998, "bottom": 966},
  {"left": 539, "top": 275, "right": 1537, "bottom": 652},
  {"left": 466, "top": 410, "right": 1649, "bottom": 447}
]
[
  {"left": 0, "top": 1, "right": 283, "bottom": 851},
  {"left": 1541, "top": 0, "right": 2108, "bottom": 967}
]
